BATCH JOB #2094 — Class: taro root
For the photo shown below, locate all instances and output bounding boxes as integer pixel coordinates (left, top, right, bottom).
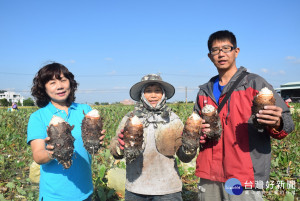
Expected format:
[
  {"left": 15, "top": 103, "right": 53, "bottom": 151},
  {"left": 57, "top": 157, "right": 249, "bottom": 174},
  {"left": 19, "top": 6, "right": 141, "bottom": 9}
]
[
  {"left": 47, "top": 116, "right": 75, "bottom": 169},
  {"left": 155, "top": 119, "right": 183, "bottom": 156},
  {"left": 201, "top": 104, "right": 222, "bottom": 141},
  {"left": 252, "top": 87, "right": 276, "bottom": 129},
  {"left": 123, "top": 115, "right": 143, "bottom": 163},
  {"left": 182, "top": 112, "right": 202, "bottom": 153},
  {"left": 81, "top": 109, "right": 103, "bottom": 155}
]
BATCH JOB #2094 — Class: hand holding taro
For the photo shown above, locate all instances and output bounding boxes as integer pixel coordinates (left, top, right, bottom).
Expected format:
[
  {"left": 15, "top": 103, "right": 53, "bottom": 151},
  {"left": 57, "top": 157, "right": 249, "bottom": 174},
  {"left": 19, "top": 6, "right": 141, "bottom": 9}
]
[
  {"left": 182, "top": 111, "right": 217, "bottom": 154},
  {"left": 199, "top": 120, "right": 209, "bottom": 144},
  {"left": 81, "top": 109, "right": 106, "bottom": 155},
  {"left": 45, "top": 110, "right": 106, "bottom": 169},
  {"left": 252, "top": 87, "right": 283, "bottom": 130},
  {"left": 198, "top": 118, "right": 217, "bottom": 144},
  {"left": 118, "top": 115, "right": 144, "bottom": 163},
  {"left": 255, "top": 105, "right": 282, "bottom": 130},
  {"left": 44, "top": 136, "right": 54, "bottom": 160},
  {"left": 117, "top": 129, "right": 125, "bottom": 151}
]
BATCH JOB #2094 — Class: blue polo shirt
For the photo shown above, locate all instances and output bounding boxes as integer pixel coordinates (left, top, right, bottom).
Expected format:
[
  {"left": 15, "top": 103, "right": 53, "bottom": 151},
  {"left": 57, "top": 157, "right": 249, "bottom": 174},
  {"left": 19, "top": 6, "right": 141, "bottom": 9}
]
[{"left": 27, "top": 102, "right": 93, "bottom": 201}]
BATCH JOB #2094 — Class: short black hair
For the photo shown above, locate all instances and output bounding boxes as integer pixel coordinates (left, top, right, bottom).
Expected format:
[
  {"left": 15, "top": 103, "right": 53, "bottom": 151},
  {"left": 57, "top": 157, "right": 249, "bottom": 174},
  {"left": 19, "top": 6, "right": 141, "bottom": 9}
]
[{"left": 208, "top": 30, "right": 237, "bottom": 52}]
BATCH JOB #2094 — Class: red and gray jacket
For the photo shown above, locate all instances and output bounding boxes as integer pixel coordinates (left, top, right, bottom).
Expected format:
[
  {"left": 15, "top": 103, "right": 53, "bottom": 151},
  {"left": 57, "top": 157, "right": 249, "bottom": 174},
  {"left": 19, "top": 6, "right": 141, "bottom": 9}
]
[{"left": 193, "top": 66, "right": 294, "bottom": 187}]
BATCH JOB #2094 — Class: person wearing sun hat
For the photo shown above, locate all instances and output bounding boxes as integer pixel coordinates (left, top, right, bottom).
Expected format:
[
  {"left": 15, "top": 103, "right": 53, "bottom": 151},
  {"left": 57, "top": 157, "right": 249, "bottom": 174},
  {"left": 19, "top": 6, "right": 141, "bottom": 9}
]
[
  {"left": 110, "top": 74, "right": 189, "bottom": 201},
  {"left": 129, "top": 73, "right": 175, "bottom": 101}
]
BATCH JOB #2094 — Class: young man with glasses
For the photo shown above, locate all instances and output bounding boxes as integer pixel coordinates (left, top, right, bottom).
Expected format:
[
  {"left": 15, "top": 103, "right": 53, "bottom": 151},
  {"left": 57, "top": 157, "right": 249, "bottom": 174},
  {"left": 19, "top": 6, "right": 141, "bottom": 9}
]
[{"left": 178, "top": 30, "right": 294, "bottom": 200}]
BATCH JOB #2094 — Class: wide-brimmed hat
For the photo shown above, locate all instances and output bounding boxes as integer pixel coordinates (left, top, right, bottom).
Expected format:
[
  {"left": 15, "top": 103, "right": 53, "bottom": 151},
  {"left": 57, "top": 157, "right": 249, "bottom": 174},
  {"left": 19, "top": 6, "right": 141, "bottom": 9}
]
[{"left": 130, "top": 74, "right": 175, "bottom": 101}]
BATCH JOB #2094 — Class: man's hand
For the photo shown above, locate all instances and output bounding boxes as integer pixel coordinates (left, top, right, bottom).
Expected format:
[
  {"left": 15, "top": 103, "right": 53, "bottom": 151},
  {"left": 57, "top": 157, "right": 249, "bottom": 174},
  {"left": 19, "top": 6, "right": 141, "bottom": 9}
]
[
  {"left": 118, "top": 129, "right": 125, "bottom": 150},
  {"left": 200, "top": 119, "right": 209, "bottom": 144},
  {"left": 256, "top": 105, "right": 282, "bottom": 130}
]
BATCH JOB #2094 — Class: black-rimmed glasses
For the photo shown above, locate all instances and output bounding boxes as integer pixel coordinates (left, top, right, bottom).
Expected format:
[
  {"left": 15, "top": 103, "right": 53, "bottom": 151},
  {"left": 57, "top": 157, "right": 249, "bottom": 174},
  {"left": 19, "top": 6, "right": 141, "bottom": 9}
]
[{"left": 210, "top": 45, "right": 235, "bottom": 55}]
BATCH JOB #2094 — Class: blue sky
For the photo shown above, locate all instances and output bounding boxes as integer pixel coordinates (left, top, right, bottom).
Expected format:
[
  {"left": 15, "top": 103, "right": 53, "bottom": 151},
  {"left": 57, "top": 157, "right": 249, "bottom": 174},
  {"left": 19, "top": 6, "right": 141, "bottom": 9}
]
[{"left": 0, "top": 0, "right": 299, "bottom": 104}]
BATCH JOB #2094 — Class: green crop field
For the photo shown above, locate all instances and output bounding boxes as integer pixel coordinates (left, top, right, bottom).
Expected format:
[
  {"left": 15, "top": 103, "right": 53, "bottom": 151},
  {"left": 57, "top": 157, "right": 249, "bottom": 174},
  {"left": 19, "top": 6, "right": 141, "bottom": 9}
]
[{"left": 0, "top": 103, "right": 299, "bottom": 201}]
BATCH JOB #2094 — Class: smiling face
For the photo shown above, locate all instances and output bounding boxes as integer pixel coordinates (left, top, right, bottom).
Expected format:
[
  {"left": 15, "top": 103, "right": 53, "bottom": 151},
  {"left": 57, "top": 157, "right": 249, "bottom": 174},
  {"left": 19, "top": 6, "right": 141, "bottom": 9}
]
[
  {"left": 208, "top": 39, "right": 240, "bottom": 72},
  {"left": 45, "top": 74, "right": 71, "bottom": 106},
  {"left": 143, "top": 84, "right": 163, "bottom": 107}
]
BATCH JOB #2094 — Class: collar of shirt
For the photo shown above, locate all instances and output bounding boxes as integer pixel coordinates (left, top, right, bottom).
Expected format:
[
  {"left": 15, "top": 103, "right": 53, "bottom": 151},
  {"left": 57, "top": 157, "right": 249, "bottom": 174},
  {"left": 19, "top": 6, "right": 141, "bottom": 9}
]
[{"left": 45, "top": 102, "right": 77, "bottom": 121}]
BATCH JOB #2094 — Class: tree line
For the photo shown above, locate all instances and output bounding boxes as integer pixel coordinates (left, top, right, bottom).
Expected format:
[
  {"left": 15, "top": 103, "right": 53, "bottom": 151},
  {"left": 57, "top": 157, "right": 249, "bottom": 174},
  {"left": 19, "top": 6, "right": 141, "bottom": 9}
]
[{"left": 0, "top": 97, "right": 35, "bottom": 107}]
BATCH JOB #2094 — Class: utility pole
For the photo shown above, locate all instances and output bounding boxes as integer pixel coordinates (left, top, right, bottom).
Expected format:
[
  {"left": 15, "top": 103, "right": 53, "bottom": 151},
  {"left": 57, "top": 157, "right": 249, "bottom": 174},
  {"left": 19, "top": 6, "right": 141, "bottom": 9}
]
[{"left": 185, "top": 86, "right": 187, "bottom": 104}]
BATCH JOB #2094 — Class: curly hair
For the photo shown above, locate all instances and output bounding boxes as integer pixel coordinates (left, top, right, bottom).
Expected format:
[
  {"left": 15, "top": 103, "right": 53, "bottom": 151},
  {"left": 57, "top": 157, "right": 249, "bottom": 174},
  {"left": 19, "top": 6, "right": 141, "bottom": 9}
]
[{"left": 31, "top": 62, "right": 78, "bottom": 108}]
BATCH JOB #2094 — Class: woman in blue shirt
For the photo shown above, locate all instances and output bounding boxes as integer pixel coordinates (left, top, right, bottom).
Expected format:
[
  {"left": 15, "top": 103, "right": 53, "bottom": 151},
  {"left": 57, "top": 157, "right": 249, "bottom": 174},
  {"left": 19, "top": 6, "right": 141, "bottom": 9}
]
[{"left": 27, "top": 62, "right": 105, "bottom": 201}]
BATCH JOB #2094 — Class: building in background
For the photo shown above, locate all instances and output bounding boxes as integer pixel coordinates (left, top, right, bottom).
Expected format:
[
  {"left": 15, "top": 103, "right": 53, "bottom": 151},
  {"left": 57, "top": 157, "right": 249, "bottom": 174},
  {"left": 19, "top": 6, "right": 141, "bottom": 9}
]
[
  {"left": 275, "top": 82, "right": 300, "bottom": 102},
  {"left": 120, "top": 99, "right": 135, "bottom": 105},
  {"left": 0, "top": 90, "right": 24, "bottom": 105}
]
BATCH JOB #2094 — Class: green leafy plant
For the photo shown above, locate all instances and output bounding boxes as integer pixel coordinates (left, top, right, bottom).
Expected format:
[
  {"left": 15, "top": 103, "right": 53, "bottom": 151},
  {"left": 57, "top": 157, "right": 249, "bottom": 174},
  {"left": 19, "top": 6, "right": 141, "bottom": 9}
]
[{"left": 0, "top": 103, "right": 299, "bottom": 200}]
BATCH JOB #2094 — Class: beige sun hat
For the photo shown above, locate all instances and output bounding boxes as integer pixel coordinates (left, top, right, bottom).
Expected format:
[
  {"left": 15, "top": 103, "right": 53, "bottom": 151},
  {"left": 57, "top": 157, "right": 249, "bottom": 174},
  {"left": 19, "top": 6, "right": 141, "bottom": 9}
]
[{"left": 130, "top": 74, "right": 175, "bottom": 101}]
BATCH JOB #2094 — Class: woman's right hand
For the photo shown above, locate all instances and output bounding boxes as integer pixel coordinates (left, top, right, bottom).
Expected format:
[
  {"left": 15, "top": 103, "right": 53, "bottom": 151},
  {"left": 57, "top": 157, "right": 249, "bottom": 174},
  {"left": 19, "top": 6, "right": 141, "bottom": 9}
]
[
  {"left": 30, "top": 137, "right": 54, "bottom": 164},
  {"left": 117, "top": 129, "right": 125, "bottom": 150},
  {"left": 44, "top": 137, "right": 54, "bottom": 160}
]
